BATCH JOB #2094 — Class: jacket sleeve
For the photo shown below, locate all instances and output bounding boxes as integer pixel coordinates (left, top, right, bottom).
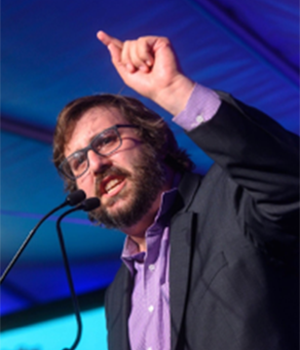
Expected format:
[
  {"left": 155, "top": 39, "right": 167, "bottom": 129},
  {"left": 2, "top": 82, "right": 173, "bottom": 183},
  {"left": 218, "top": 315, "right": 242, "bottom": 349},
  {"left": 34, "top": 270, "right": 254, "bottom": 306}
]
[{"left": 187, "top": 91, "right": 299, "bottom": 240}]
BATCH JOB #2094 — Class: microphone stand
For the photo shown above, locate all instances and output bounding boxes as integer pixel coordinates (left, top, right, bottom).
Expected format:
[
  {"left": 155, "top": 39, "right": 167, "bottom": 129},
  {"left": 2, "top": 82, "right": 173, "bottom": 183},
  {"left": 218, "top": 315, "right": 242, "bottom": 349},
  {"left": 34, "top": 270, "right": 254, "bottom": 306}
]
[
  {"left": 56, "top": 197, "right": 100, "bottom": 350},
  {"left": 0, "top": 190, "right": 86, "bottom": 285}
]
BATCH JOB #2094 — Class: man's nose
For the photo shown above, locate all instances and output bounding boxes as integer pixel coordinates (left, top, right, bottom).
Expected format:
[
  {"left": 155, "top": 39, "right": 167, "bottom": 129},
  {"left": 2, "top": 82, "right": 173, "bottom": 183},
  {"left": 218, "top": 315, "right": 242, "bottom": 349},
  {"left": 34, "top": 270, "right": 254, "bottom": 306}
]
[{"left": 88, "top": 150, "right": 111, "bottom": 174}]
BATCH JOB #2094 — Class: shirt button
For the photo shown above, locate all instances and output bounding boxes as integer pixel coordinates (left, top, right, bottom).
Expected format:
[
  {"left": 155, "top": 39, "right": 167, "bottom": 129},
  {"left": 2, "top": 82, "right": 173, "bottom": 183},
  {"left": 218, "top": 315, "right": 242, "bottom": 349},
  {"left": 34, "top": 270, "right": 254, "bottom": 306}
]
[
  {"left": 149, "top": 264, "right": 155, "bottom": 271},
  {"left": 191, "top": 114, "right": 204, "bottom": 128},
  {"left": 148, "top": 305, "right": 154, "bottom": 313},
  {"left": 196, "top": 115, "right": 204, "bottom": 124}
]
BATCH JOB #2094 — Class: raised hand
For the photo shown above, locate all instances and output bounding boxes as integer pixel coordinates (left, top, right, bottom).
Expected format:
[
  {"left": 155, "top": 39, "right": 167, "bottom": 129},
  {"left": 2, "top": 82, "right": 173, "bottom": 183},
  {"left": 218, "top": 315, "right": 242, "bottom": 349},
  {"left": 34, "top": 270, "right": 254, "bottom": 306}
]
[{"left": 97, "top": 31, "right": 195, "bottom": 116}]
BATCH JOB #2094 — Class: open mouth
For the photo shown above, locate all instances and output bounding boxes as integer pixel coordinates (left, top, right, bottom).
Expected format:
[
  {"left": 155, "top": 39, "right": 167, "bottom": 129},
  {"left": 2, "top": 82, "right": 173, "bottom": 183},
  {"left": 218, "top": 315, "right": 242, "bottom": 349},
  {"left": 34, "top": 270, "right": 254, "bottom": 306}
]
[{"left": 100, "top": 175, "right": 126, "bottom": 197}]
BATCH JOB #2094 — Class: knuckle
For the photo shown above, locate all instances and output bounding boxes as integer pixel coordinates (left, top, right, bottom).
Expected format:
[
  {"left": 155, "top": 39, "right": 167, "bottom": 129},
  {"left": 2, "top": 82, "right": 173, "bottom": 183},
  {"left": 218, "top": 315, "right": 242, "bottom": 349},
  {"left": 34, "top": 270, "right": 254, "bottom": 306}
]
[{"left": 160, "top": 37, "right": 170, "bottom": 44}]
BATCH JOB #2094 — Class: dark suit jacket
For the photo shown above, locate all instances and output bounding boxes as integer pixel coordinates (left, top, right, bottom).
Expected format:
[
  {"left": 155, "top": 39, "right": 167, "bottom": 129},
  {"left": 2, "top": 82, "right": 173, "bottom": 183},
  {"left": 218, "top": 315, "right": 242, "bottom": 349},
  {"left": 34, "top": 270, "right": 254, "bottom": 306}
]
[{"left": 105, "top": 92, "right": 299, "bottom": 350}]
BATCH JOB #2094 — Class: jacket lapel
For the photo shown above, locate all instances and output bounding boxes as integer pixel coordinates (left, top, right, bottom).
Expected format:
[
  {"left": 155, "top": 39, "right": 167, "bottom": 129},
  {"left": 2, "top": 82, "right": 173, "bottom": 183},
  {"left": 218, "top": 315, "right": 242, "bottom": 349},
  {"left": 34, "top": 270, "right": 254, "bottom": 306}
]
[
  {"left": 107, "top": 265, "right": 133, "bottom": 350},
  {"left": 169, "top": 172, "right": 202, "bottom": 350},
  {"left": 169, "top": 211, "right": 195, "bottom": 350},
  {"left": 120, "top": 270, "right": 132, "bottom": 350}
]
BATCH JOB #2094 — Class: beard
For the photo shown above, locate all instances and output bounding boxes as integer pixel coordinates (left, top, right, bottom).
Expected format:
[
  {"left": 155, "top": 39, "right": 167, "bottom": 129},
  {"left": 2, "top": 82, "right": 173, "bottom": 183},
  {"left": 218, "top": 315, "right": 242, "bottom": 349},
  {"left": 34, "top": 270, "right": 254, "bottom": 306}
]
[{"left": 88, "top": 146, "right": 167, "bottom": 229}]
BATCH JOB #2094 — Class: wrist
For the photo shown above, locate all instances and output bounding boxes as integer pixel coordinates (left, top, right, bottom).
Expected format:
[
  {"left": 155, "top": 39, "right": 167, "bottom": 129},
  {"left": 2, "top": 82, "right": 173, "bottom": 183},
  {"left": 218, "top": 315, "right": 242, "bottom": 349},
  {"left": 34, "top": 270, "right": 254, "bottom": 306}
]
[{"left": 153, "top": 75, "right": 196, "bottom": 116}]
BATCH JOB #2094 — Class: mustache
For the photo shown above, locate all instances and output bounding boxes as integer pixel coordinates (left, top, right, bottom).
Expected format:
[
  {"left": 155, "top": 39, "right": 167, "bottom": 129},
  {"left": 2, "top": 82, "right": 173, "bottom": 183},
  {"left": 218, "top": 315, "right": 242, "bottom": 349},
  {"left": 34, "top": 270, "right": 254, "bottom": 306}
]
[{"left": 95, "top": 166, "right": 131, "bottom": 187}]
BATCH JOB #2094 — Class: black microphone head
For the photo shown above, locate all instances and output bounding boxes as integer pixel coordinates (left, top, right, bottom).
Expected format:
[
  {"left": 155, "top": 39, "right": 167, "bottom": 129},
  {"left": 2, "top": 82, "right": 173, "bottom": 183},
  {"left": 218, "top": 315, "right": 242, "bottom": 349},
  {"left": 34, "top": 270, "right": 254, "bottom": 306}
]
[
  {"left": 82, "top": 197, "right": 101, "bottom": 211},
  {"left": 66, "top": 190, "right": 86, "bottom": 206}
]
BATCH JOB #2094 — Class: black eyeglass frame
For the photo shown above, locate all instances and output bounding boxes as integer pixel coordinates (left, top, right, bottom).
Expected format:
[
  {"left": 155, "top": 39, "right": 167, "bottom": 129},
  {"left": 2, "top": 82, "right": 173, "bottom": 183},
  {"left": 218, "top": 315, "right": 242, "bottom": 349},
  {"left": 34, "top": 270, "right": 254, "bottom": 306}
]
[{"left": 59, "top": 124, "right": 139, "bottom": 181}]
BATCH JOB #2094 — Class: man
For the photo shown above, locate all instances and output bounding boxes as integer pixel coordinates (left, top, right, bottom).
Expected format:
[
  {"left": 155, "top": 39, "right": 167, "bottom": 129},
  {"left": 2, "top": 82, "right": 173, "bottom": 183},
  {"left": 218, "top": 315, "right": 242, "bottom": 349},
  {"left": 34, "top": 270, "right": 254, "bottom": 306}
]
[{"left": 53, "top": 32, "right": 299, "bottom": 350}]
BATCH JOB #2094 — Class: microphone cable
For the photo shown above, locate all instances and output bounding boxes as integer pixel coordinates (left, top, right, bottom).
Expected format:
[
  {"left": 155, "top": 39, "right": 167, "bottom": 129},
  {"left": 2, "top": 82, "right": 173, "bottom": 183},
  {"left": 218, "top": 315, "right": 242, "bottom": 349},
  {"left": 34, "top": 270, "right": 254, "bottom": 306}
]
[
  {"left": 56, "top": 197, "right": 100, "bottom": 350},
  {"left": 0, "top": 190, "right": 86, "bottom": 285}
]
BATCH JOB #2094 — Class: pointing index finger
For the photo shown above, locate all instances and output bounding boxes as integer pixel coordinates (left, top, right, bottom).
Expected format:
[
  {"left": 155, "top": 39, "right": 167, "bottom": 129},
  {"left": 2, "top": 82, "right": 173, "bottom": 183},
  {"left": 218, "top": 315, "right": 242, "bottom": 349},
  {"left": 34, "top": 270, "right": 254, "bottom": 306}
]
[{"left": 96, "top": 30, "right": 123, "bottom": 49}]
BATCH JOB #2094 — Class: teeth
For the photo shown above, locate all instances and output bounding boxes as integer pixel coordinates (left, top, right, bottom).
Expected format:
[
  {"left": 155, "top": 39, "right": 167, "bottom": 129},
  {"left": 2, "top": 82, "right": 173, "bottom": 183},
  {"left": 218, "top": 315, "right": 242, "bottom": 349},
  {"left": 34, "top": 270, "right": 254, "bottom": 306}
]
[{"left": 105, "top": 179, "right": 121, "bottom": 193}]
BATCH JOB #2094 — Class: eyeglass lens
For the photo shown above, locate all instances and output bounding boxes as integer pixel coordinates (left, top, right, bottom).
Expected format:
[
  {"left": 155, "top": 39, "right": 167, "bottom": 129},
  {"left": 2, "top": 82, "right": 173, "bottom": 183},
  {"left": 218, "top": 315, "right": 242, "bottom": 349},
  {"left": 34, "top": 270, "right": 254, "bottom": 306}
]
[{"left": 66, "top": 128, "right": 121, "bottom": 178}]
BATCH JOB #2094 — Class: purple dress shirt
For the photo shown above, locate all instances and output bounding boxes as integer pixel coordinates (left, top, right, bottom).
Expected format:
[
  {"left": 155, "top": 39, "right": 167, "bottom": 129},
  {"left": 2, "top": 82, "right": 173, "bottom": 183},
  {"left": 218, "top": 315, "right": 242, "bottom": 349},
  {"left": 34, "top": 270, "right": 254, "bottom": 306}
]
[{"left": 121, "top": 83, "right": 221, "bottom": 350}]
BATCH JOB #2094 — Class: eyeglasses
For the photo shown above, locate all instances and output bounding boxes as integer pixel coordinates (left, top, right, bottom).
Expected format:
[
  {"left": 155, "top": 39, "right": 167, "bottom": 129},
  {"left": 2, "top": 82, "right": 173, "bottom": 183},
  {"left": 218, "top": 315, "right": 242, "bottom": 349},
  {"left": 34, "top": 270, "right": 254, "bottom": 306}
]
[{"left": 59, "top": 124, "right": 139, "bottom": 180}]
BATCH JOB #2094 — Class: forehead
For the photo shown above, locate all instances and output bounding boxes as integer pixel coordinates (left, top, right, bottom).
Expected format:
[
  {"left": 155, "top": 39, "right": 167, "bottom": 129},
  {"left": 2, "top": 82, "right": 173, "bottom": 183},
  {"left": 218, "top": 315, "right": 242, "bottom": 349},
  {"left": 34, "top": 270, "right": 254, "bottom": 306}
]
[{"left": 64, "top": 106, "right": 127, "bottom": 156}]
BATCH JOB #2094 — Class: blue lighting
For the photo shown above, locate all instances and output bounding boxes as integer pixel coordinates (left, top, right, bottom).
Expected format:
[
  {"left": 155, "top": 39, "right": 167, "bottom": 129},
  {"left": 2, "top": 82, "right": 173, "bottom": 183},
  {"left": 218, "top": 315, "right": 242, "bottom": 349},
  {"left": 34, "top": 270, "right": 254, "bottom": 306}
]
[{"left": 0, "top": 307, "right": 108, "bottom": 350}]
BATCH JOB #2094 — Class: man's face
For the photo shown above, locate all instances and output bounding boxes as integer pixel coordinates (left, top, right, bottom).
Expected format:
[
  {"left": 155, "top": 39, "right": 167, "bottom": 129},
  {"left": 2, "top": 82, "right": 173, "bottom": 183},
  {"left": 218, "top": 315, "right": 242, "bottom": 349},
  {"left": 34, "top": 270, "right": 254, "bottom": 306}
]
[{"left": 64, "top": 106, "right": 167, "bottom": 230}]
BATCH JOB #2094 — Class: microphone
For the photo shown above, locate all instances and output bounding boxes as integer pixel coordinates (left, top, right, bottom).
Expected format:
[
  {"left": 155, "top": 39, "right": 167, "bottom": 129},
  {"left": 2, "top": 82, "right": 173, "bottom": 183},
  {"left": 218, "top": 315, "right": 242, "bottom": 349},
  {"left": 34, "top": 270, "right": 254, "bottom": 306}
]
[
  {"left": 0, "top": 190, "right": 86, "bottom": 285},
  {"left": 55, "top": 197, "right": 100, "bottom": 350}
]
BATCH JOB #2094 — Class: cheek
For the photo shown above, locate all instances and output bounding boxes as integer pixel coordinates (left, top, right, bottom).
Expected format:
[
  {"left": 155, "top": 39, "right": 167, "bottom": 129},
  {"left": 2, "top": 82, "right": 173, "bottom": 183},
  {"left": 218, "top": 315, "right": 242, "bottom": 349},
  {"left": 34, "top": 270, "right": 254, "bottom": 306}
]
[
  {"left": 76, "top": 176, "right": 95, "bottom": 198},
  {"left": 117, "top": 150, "right": 143, "bottom": 170}
]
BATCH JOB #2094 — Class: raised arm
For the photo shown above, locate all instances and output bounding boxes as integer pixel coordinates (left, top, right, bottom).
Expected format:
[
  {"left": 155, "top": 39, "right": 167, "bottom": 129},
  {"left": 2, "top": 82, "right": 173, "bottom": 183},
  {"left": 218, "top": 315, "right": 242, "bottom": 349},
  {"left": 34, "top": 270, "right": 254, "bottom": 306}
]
[
  {"left": 97, "top": 31, "right": 195, "bottom": 116},
  {"left": 98, "top": 31, "right": 299, "bottom": 247}
]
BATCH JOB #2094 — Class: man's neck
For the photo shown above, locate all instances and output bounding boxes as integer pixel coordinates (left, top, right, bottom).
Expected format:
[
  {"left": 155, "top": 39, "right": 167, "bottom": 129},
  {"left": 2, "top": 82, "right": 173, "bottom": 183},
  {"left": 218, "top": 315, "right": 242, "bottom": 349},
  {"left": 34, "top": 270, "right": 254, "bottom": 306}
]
[
  {"left": 122, "top": 166, "right": 175, "bottom": 252},
  {"left": 121, "top": 192, "right": 164, "bottom": 252}
]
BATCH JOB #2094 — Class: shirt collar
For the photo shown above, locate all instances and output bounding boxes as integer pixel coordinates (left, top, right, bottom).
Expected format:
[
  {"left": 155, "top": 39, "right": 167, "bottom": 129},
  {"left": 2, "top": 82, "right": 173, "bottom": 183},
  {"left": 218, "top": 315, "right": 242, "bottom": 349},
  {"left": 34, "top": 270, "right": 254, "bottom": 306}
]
[{"left": 121, "top": 173, "right": 181, "bottom": 271}]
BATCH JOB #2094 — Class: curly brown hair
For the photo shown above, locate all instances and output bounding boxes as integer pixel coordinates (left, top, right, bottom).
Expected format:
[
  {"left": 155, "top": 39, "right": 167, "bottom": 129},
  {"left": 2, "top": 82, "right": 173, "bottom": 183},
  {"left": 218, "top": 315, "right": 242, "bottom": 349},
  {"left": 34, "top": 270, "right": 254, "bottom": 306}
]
[{"left": 53, "top": 94, "right": 194, "bottom": 192}]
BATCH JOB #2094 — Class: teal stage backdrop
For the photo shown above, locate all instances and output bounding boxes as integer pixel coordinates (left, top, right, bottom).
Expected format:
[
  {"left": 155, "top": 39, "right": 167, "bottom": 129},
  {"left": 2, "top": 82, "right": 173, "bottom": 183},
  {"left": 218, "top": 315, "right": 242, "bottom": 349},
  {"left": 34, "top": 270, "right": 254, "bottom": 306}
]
[{"left": 0, "top": 307, "right": 108, "bottom": 350}]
